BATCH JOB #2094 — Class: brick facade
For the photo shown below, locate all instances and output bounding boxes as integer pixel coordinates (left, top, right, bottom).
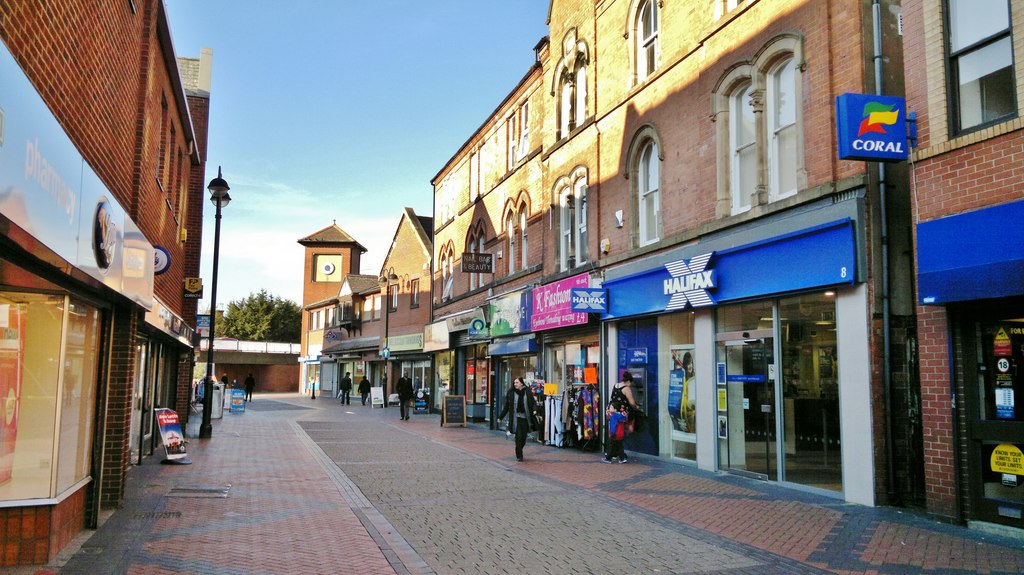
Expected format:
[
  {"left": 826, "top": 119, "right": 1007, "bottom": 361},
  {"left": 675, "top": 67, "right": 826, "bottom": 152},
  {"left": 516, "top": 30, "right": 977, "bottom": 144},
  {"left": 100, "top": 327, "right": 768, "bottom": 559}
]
[
  {"left": 431, "top": 0, "right": 911, "bottom": 508},
  {"left": 0, "top": 1, "right": 211, "bottom": 564}
]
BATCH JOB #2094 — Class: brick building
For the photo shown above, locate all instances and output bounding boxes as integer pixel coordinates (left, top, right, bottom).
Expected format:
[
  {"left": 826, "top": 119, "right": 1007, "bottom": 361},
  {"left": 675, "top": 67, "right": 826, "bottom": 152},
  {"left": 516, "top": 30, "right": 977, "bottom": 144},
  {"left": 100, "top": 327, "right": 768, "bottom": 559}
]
[
  {"left": 429, "top": 0, "right": 917, "bottom": 509},
  {"left": 297, "top": 222, "right": 366, "bottom": 397},
  {"left": 903, "top": 0, "right": 1024, "bottom": 531},
  {"left": 0, "top": 0, "right": 212, "bottom": 565}
]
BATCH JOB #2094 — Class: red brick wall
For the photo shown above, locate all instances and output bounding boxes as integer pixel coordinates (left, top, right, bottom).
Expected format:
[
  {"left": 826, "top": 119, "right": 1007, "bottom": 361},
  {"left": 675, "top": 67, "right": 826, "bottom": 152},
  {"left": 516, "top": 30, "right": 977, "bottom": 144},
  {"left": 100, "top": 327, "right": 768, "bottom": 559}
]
[
  {"left": 215, "top": 364, "right": 299, "bottom": 394},
  {"left": 0, "top": 486, "right": 86, "bottom": 567}
]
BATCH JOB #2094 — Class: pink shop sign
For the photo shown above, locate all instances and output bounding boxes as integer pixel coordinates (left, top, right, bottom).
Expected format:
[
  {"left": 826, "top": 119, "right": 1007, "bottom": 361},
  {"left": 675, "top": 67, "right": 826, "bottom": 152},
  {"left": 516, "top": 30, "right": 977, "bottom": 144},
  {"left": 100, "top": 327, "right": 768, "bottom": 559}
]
[{"left": 531, "top": 273, "right": 590, "bottom": 332}]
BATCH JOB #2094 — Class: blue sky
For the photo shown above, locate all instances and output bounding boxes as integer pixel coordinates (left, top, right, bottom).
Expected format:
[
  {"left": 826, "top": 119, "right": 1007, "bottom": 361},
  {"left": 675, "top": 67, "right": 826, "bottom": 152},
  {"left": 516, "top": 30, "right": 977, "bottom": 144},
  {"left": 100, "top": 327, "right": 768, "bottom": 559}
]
[{"left": 164, "top": 1, "right": 549, "bottom": 308}]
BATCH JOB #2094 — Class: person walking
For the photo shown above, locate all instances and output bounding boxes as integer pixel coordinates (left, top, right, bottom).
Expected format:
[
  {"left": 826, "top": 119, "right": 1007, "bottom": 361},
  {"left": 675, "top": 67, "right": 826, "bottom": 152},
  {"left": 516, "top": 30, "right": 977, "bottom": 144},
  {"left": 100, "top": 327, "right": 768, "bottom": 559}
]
[
  {"left": 397, "top": 375, "right": 414, "bottom": 420},
  {"left": 358, "top": 376, "right": 371, "bottom": 405},
  {"left": 495, "top": 377, "right": 539, "bottom": 462},
  {"left": 339, "top": 372, "right": 353, "bottom": 405},
  {"left": 244, "top": 373, "right": 255, "bottom": 402}
]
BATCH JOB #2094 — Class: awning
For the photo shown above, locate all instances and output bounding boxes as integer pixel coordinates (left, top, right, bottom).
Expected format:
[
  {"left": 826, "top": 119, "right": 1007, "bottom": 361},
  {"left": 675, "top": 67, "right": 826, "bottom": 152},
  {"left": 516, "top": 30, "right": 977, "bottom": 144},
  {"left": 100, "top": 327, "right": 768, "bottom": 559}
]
[
  {"left": 322, "top": 336, "right": 381, "bottom": 355},
  {"left": 917, "top": 199, "right": 1024, "bottom": 305}
]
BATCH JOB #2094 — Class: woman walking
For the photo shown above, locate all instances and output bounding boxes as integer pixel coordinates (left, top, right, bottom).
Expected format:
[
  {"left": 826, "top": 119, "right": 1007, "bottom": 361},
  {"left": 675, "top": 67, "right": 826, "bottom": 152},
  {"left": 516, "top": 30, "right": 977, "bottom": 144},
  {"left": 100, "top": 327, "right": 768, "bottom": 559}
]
[{"left": 496, "top": 377, "right": 539, "bottom": 462}]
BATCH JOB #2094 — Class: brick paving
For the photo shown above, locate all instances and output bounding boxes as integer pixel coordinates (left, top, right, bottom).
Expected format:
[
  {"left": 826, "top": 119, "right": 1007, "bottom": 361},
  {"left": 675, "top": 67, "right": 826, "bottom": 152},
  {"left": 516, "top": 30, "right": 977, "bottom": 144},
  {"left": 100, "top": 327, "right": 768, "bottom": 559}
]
[{"left": 11, "top": 393, "right": 1023, "bottom": 575}]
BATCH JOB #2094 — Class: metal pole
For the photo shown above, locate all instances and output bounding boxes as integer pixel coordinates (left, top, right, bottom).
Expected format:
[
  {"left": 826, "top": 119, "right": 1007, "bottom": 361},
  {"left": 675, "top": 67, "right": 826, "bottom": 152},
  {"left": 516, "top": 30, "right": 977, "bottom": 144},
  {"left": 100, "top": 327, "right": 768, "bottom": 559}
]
[{"left": 198, "top": 199, "right": 223, "bottom": 439}]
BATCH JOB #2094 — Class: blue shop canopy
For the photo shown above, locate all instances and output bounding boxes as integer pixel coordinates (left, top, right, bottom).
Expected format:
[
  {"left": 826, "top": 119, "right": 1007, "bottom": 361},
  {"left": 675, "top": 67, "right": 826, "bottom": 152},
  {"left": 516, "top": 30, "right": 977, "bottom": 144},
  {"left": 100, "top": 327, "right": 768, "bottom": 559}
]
[
  {"left": 917, "top": 199, "right": 1024, "bottom": 305},
  {"left": 603, "top": 219, "right": 857, "bottom": 319}
]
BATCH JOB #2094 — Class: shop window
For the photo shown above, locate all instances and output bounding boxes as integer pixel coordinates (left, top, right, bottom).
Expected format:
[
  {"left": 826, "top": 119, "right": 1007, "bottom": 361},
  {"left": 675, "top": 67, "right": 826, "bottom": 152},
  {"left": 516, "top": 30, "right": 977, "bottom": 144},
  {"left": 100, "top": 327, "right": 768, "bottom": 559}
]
[
  {"left": 0, "top": 272, "right": 102, "bottom": 501},
  {"left": 946, "top": 0, "right": 1016, "bottom": 134}
]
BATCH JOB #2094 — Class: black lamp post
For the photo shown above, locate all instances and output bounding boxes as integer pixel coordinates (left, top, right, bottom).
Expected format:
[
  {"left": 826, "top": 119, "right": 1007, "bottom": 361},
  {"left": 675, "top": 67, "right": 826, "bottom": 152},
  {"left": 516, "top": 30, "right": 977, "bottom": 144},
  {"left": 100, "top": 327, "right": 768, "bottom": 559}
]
[
  {"left": 199, "top": 167, "right": 231, "bottom": 439},
  {"left": 381, "top": 273, "right": 397, "bottom": 405}
]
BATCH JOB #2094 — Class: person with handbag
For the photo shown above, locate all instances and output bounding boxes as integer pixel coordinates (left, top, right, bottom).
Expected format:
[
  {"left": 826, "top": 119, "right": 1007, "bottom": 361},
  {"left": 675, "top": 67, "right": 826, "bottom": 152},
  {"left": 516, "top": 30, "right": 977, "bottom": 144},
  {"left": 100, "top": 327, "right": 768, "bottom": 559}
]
[
  {"left": 496, "top": 377, "right": 539, "bottom": 462},
  {"left": 608, "top": 371, "right": 642, "bottom": 462}
]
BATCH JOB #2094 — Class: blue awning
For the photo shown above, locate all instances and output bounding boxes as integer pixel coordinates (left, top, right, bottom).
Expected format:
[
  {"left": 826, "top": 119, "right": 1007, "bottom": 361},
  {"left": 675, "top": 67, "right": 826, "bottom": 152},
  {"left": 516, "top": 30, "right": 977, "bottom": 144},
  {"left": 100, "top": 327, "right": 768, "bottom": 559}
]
[{"left": 917, "top": 199, "right": 1024, "bottom": 304}]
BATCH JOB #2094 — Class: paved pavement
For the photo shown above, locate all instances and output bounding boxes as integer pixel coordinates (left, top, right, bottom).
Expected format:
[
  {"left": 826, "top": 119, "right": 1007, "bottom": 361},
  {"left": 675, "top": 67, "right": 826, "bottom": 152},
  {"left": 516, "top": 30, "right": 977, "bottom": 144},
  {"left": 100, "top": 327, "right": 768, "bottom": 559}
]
[{"left": 9, "top": 393, "right": 1023, "bottom": 575}]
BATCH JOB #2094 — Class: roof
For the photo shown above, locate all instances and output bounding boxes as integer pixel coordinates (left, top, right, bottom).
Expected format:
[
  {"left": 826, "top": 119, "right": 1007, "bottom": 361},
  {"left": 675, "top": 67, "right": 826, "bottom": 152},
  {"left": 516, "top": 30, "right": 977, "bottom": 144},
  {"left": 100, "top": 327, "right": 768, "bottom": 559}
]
[
  {"left": 346, "top": 274, "right": 381, "bottom": 295},
  {"left": 297, "top": 222, "right": 368, "bottom": 252},
  {"left": 379, "top": 208, "right": 433, "bottom": 277}
]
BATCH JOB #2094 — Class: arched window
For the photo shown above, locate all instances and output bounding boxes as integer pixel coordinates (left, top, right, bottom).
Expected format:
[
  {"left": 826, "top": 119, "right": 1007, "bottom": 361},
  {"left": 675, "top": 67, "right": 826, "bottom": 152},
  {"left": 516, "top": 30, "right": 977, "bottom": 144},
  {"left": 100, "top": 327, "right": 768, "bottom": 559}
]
[
  {"left": 712, "top": 35, "right": 805, "bottom": 218},
  {"left": 440, "top": 246, "right": 454, "bottom": 302},
  {"left": 635, "top": 0, "right": 659, "bottom": 82},
  {"left": 554, "top": 31, "right": 589, "bottom": 140},
  {"left": 638, "top": 141, "right": 660, "bottom": 246},
  {"left": 730, "top": 82, "right": 756, "bottom": 214},
  {"left": 556, "top": 172, "right": 588, "bottom": 270},
  {"left": 767, "top": 57, "right": 797, "bottom": 202},
  {"left": 519, "top": 207, "right": 528, "bottom": 269},
  {"left": 467, "top": 224, "right": 486, "bottom": 291},
  {"left": 506, "top": 211, "right": 517, "bottom": 275}
]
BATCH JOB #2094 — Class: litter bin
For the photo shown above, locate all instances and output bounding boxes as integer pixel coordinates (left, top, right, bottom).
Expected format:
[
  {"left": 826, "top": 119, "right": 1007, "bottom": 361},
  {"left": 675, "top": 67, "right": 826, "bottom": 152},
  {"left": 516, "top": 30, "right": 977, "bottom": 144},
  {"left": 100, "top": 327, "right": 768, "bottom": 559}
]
[{"left": 211, "top": 383, "right": 225, "bottom": 419}]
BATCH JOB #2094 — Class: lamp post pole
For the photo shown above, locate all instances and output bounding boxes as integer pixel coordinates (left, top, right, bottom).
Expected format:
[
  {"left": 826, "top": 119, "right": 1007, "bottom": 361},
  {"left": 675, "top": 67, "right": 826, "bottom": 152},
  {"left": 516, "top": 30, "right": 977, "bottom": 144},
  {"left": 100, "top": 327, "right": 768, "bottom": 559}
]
[{"left": 199, "top": 167, "right": 230, "bottom": 440}]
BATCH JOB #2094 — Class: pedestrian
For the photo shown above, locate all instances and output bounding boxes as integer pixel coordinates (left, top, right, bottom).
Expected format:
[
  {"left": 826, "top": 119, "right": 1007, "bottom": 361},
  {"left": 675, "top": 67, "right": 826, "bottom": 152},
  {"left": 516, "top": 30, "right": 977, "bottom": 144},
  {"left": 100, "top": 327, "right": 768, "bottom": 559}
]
[
  {"left": 495, "top": 377, "right": 539, "bottom": 462},
  {"left": 604, "top": 403, "right": 629, "bottom": 463},
  {"left": 339, "top": 372, "right": 353, "bottom": 405},
  {"left": 358, "top": 376, "right": 371, "bottom": 405},
  {"left": 607, "top": 371, "right": 641, "bottom": 463},
  {"left": 244, "top": 372, "right": 255, "bottom": 402},
  {"left": 397, "top": 375, "right": 414, "bottom": 420}
]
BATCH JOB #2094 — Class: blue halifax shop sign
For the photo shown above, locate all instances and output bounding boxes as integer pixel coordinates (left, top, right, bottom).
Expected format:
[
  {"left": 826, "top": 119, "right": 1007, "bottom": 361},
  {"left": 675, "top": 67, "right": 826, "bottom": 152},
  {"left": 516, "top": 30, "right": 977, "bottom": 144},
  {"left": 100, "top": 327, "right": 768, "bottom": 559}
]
[{"left": 603, "top": 220, "right": 857, "bottom": 318}]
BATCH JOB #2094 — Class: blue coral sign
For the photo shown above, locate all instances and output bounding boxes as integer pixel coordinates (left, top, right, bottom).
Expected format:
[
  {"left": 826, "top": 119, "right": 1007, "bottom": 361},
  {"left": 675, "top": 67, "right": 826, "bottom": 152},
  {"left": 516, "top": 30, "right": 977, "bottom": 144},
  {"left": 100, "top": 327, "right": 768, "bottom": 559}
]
[{"left": 836, "top": 93, "right": 908, "bottom": 162}]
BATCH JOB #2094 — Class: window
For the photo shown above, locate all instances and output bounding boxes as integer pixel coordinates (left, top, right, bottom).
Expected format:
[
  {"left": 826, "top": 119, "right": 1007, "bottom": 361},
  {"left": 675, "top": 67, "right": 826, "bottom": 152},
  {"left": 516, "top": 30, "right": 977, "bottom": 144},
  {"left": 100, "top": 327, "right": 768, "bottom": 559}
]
[
  {"left": 507, "top": 113, "right": 518, "bottom": 168},
  {"left": 519, "top": 208, "right": 528, "bottom": 269},
  {"left": 730, "top": 83, "right": 756, "bottom": 214},
  {"left": 506, "top": 212, "right": 517, "bottom": 275},
  {"left": 373, "top": 295, "right": 381, "bottom": 320},
  {"left": 157, "top": 96, "right": 168, "bottom": 184},
  {"left": 768, "top": 58, "right": 797, "bottom": 201},
  {"left": 557, "top": 173, "right": 589, "bottom": 270},
  {"left": 518, "top": 102, "right": 529, "bottom": 158},
  {"left": 638, "top": 141, "right": 660, "bottom": 245},
  {"left": 713, "top": 36, "right": 805, "bottom": 217},
  {"left": 947, "top": 0, "right": 1016, "bottom": 133},
  {"left": 388, "top": 284, "right": 398, "bottom": 311},
  {"left": 440, "top": 247, "right": 454, "bottom": 302},
  {"left": 467, "top": 225, "right": 486, "bottom": 290},
  {"left": 635, "top": 0, "right": 659, "bottom": 82},
  {"left": 556, "top": 31, "right": 589, "bottom": 139},
  {"left": 410, "top": 279, "right": 420, "bottom": 308}
]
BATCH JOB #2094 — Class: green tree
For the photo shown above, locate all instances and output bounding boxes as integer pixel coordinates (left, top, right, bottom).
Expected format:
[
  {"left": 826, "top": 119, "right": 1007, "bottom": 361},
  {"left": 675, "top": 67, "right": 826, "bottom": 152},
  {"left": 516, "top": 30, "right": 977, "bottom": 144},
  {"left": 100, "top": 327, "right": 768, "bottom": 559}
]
[{"left": 215, "top": 290, "right": 301, "bottom": 342}]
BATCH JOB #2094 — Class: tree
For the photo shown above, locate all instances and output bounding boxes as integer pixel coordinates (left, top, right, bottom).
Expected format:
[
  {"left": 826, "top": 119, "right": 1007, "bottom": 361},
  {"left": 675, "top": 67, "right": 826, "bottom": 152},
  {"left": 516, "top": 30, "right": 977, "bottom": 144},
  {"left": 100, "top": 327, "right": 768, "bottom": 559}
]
[{"left": 215, "top": 290, "right": 301, "bottom": 342}]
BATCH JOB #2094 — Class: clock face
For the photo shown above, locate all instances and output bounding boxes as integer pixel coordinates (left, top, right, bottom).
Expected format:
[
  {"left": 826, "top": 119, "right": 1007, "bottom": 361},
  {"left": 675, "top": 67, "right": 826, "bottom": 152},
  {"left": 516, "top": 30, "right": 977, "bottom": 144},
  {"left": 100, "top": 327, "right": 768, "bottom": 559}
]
[{"left": 321, "top": 262, "right": 336, "bottom": 275}]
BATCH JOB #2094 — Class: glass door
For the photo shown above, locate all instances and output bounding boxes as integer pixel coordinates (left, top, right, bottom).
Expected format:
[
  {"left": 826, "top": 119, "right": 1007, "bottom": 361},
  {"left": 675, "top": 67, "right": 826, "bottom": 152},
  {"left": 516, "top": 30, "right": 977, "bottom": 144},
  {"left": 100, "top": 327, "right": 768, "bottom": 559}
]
[
  {"left": 966, "top": 317, "right": 1024, "bottom": 527},
  {"left": 717, "top": 334, "right": 775, "bottom": 479}
]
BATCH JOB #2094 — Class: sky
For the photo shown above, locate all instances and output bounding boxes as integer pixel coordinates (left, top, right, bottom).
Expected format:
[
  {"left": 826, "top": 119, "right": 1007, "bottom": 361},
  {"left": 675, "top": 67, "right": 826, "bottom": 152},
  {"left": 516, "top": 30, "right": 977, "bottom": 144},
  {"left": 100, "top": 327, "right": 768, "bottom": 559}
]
[{"left": 164, "top": 1, "right": 550, "bottom": 309}]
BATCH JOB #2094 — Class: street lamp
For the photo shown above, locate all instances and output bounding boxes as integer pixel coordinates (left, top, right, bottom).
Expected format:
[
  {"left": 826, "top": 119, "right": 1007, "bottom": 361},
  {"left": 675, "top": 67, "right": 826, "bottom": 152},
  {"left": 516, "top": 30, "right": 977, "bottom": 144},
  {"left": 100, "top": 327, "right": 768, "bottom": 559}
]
[
  {"left": 381, "top": 273, "right": 398, "bottom": 405},
  {"left": 199, "top": 166, "right": 231, "bottom": 439}
]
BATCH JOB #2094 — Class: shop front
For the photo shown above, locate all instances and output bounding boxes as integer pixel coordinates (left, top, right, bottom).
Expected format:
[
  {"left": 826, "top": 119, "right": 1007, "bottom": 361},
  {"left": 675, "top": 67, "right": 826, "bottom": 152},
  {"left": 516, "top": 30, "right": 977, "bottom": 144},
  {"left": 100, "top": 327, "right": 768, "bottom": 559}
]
[
  {"left": 0, "top": 37, "right": 158, "bottom": 558},
  {"left": 604, "top": 210, "right": 876, "bottom": 505},
  {"left": 917, "top": 200, "right": 1024, "bottom": 530},
  {"left": 532, "top": 273, "right": 601, "bottom": 450},
  {"left": 390, "top": 332, "right": 432, "bottom": 411},
  {"left": 487, "top": 289, "right": 537, "bottom": 423},
  {"left": 323, "top": 336, "right": 381, "bottom": 399},
  {"left": 425, "top": 308, "right": 488, "bottom": 417}
]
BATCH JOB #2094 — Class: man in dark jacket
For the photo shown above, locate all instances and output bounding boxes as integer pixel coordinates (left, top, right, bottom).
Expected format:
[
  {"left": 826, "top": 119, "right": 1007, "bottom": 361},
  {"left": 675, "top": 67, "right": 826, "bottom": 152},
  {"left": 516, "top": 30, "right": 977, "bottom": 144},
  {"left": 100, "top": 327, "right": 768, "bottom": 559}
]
[
  {"left": 339, "top": 372, "right": 353, "bottom": 405},
  {"left": 495, "top": 378, "right": 539, "bottom": 462},
  {"left": 358, "top": 376, "right": 371, "bottom": 406},
  {"left": 397, "top": 376, "right": 414, "bottom": 420}
]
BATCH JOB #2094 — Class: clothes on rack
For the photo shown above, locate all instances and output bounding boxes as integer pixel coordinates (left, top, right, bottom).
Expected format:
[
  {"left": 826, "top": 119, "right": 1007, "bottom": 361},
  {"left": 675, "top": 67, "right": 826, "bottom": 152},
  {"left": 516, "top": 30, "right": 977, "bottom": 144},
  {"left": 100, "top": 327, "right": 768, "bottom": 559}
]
[{"left": 545, "top": 396, "right": 565, "bottom": 447}]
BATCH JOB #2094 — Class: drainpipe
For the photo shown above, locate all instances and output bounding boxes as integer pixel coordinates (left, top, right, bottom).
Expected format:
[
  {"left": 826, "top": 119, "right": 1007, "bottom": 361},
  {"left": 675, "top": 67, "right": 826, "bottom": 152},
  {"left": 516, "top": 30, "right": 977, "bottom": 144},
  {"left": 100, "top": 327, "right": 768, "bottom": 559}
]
[{"left": 872, "top": 0, "right": 897, "bottom": 504}]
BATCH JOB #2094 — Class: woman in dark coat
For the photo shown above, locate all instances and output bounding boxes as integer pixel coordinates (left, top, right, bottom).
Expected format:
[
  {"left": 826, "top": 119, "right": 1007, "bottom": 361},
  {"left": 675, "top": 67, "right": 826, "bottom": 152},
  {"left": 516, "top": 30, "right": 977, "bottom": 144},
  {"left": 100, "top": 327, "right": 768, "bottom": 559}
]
[{"left": 495, "top": 377, "right": 539, "bottom": 462}]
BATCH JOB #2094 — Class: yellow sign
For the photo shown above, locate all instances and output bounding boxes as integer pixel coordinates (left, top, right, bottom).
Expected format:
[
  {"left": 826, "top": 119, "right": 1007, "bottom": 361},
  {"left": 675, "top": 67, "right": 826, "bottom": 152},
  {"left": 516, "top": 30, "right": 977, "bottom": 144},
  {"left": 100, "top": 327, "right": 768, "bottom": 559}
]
[
  {"left": 991, "top": 443, "right": 1023, "bottom": 475},
  {"left": 994, "top": 327, "right": 1012, "bottom": 356},
  {"left": 543, "top": 383, "right": 559, "bottom": 396},
  {"left": 183, "top": 277, "right": 204, "bottom": 299},
  {"left": 718, "top": 388, "right": 727, "bottom": 412}
]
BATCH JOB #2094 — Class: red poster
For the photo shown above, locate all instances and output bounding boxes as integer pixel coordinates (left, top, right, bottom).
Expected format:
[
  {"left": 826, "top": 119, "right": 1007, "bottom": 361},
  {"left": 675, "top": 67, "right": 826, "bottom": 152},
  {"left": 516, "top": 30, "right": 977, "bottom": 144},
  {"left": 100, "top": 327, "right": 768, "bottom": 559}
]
[{"left": 0, "top": 304, "right": 24, "bottom": 484}]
